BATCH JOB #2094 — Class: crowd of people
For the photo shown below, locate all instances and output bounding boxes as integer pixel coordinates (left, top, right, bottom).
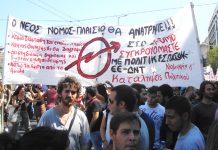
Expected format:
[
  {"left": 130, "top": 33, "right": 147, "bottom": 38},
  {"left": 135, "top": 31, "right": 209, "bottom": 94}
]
[{"left": 0, "top": 77, "right": 218, "bottom": 150}]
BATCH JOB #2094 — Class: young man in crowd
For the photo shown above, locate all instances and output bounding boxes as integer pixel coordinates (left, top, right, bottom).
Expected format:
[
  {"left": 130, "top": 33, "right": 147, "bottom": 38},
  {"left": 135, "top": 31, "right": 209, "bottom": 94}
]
[
  {"left": 156, "top": 84, "right": 174, "bottom": 107},
  {"left": 108, "top": 111, "right": 141, "bottom": 150},
  {"left": 38, "top": 76, "right": 91, "bottom": 150},
  {"left": 157, "top": 84, "right": 178, "bottom": 149},
  {"left": 108, "top": 84, "right": 149, "bottom": 150},
  {"left": 131, "top": 83, "right": 147, "bottom": 105},
  {"left": 139, "top": 86, "right": 165, "bottom": 149},
  {"left": 191, "top": 81, "right": 218, "bottom": 139},
  {"left": 131, "top": 83, "right": 155, "bottom": 150},
  {"left": 85, "top": 86, "right": 103, "bottom": 150},
  {"left": 165, "top": 96, "right": 205, "bottom": 150}
]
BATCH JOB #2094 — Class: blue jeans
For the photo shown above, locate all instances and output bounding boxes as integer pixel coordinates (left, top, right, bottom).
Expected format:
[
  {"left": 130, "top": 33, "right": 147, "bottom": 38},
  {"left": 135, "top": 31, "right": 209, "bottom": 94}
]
[{"left": 90, "top": 131, "right": 102, "bottom": 150}]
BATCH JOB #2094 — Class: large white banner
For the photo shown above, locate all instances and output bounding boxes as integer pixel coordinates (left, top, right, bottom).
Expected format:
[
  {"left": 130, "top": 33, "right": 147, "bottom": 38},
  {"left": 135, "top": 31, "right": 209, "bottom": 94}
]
[{"left": 3, "top": 4, "right": 204, "bottom": 87}]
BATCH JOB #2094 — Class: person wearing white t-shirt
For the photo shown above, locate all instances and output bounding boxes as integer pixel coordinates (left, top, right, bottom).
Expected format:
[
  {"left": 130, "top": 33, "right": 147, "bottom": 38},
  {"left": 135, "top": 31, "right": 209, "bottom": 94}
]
[
  {"left": 38, "top": 76, "right": 91, "bottom": 150},
  {"left": 100, "top": 109, "right": 113, "bottom": 149},
  {"left": 139, "top": 86, "right": 165, "bottom": 149}
]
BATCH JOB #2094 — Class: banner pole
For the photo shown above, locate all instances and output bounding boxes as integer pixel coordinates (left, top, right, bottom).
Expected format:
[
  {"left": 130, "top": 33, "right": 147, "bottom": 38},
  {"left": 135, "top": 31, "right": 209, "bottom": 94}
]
[
  {"left": 2, "top": 16, "right": 10, "bottom": 85},
  {"left": 96, "top": 25, "right": 106, "bottom": 84},
  {"left": 0, "top": 94, "right": 4, "bottom": 133},
  {"left": 190, "top": 2, "right": 205, "bottom": 82}
]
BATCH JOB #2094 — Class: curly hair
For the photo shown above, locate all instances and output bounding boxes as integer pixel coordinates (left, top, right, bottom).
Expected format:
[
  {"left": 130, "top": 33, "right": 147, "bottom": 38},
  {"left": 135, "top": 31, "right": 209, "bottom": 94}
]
[{"left": 57, "top": 76, "right": 81, "bottom": 98}]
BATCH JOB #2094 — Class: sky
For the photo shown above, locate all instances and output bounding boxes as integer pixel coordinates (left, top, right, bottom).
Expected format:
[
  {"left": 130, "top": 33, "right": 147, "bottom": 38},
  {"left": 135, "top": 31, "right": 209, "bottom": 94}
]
[{"left": 0, "top": 0, "right": 218, "bottom": 47}]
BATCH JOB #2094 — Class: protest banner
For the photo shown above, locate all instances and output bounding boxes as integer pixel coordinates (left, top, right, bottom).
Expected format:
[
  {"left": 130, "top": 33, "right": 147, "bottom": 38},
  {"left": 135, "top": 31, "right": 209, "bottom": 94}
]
[
  {"left": 204, "top": 65, "right": 218, "bottom": 81},
  {"left": 3, "top": 3, "right": 204, "bottom": 88}
]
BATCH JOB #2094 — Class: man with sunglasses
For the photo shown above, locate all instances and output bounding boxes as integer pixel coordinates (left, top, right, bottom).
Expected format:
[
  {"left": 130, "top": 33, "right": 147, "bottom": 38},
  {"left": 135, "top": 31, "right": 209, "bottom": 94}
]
[{"left": 38, "top": 76, "right": 91, "bottom": 150}]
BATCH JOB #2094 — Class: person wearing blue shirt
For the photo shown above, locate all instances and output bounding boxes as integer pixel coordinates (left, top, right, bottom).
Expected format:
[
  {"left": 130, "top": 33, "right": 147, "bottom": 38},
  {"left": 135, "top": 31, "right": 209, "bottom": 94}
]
[{"left": 165, "top": 96, "right": 205, "bottom": 150}]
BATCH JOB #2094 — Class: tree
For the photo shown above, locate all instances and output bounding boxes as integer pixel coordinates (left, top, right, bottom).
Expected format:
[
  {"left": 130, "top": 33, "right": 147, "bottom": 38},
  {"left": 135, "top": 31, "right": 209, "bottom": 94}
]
[{"left": 207, "top": 45, "right": 218, "bottom": 74}]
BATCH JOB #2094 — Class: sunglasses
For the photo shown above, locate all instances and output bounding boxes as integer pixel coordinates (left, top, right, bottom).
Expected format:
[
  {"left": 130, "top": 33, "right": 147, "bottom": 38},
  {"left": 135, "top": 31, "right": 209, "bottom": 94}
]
[{"left": 64, "top": 90, "right": 77, "bottom": 95}]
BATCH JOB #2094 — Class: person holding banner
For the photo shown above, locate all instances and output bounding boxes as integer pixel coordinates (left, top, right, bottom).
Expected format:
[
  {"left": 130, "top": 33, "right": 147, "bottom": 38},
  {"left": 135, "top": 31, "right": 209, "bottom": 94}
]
[{"left": 38, "top": 76, "right": 91, "bottom": 150}]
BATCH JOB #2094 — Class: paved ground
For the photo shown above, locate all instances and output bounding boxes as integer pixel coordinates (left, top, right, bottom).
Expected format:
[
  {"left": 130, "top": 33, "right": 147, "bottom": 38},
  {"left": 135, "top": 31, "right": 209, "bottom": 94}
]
[
  {"left": 6, "top": 118, "right": 37, "bottom": 137},
  {"left": 5, "top": 111, "right": 96, "bottom": 149},
  {"left": 5, "top": 104, "right": 38, "bottom": 137},
  {"left": 17, "top": 118, "right": 38, "bottom": 136}
]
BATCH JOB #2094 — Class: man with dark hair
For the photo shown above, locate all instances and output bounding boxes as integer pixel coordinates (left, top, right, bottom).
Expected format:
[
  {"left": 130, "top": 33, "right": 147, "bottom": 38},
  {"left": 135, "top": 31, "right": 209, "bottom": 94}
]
[
  {"left": 157, "top": 84, "right": 177, "bottom": 149},
  {"left": 131, "top": 85, "right": 155, "bottom": 150},
  {"left": 85, "top": 86, "right": 103, "bottom": 150},
  {"left": 131, "top": 83, "right": 147, "bottom": 105},
  {"left": 191, "top": 81, "right": 218, "bottom": 139},
  {"left": 140, "top": 86, "right": 165, "bottom": 149},
  {"left": 213, "top": 81, "right": 218, "bottom": 103},
  {"left": 38, "top": 76, "right": 91, "bottom": 150},
  {"left": 18, "top": 127, "right": 69, "bottom": 150},
  {"left": 157, "top": 84, "right": 173, "bottom": 106},
  {"left": 108, "top": 84, "right": 149, "bottom": 150},
  {"left": 109, "top": 112, "right": 141, "bottom": 150},
  {"left": 165, "top": 96, "right": 205, "bottom": 150}
]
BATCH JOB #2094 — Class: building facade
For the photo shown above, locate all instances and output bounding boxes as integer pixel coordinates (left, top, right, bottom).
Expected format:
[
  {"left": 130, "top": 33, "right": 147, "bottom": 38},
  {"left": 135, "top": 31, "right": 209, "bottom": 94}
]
[
  {"left": 200, "top": 37, "right": 209, "bottom": 67},
  {"left": 208, "top": 4, "right": 218, "bottom": 46}
]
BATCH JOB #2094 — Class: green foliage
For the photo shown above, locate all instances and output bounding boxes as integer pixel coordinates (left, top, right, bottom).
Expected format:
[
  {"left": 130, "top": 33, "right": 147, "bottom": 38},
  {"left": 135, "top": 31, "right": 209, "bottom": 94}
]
[{"left": 207, "top": 46, "right": 218, "bottom": 73}]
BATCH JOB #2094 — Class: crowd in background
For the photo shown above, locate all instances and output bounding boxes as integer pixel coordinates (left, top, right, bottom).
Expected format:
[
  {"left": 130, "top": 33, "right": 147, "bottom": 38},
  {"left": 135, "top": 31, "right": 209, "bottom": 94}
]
[{"left": 0, "top": 78, "right": 217, "bottom": 150}]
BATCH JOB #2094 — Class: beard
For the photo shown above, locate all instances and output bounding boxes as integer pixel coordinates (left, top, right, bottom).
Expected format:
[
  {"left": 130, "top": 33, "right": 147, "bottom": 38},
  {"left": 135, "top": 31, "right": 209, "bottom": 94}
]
[
  {"left": 204, "top": 93, "right": 214, "bottom": 100},
  {"left": 62, "top": 96, "right": 74, "bottom": 107}
]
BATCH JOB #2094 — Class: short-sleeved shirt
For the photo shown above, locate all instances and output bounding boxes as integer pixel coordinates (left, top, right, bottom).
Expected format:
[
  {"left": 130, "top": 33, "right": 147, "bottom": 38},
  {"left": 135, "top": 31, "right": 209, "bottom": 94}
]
[
  {"left": 133, "top": 112, "right": 150, "bottom": 150},
  {"left": 215, "top": 108, "right": 218, "bottom": 120},
  {"left": 103, "top": 110, "right": 113, "bottom": 143},
  {"left": 139, "top": 103, "right": 165, "bottom": 148},
  {"left": 174, "top": 125, "right": 205, "bottom": 150},
  {"left": 85, "top": 98, "right": 103, "bottom": 132},
  {"left": 191, "top": 102, "right": 218, "bottom": 136},
  {"left": 38, "top": 107, "right": 91, "bottom": 150}
]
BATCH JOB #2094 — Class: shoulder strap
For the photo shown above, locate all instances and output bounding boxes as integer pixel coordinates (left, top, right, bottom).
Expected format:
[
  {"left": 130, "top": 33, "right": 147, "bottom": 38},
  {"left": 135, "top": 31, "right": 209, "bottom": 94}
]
[
  {"left": 105, "top": 108, "right": 110, "bottom": 130},
  {"left": 68, "top": 107, "right": 77, "bottom": 133}
]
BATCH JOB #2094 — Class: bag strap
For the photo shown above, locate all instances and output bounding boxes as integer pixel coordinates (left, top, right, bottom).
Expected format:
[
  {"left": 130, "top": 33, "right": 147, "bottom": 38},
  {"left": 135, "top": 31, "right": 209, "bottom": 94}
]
[
  {"left": 68, "top": 107, "right": 77, "bottom": 133},
  {"left": 105, "top": 108, "right": 110, "bottom": 130}
]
